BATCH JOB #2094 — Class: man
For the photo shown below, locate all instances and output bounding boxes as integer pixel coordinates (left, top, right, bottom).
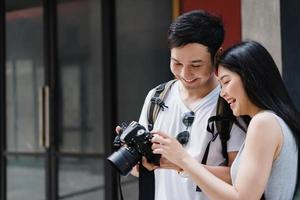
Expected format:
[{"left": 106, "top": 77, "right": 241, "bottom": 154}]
[{"left": 136, "top": 10, "right": 245, "bottom": 200}]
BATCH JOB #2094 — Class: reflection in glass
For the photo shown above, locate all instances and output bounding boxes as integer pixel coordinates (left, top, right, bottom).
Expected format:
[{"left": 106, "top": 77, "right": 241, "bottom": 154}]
[
  {"left": 57, "top": 0, "right": 103, "bottom": 154},
  {"left": 115, "top": 1, "right": 173, "bottom": 199},
  {"left": 59, "top": 157, "right": 104, "bottom": 200},
  {"left": 116, "top": 0, "right": 173, "bottom": 123},
  {"left": 5, "top": 3, "right": 44, "bottom": 152},
  {"left": 121, "top": 175, "right": 138, "bottom": 200},
  {"left": 7, "top": 156, "right": 45, "bottom": 200}
]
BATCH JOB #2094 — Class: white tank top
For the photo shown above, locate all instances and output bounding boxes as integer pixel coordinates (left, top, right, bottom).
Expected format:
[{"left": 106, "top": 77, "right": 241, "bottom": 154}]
[{"left": 231, "top": 111, "right": 298, "bottom": 200}]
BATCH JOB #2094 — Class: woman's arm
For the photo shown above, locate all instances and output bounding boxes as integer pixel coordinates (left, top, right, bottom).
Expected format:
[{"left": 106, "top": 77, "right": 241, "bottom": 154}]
[
  {"left": 151, "top": 113, "right": 282, "bottom": 200},
  {"left": 138, "top": 153, "right": 235, "bottom": 183},
  {"left": 203, "top": 151, "right": 237, "bottom": 184}
]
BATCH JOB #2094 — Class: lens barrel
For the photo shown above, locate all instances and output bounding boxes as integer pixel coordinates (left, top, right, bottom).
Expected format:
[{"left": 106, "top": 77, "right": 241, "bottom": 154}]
[{"left": 107, "top": 146, "right": 140, "bottom": 175}]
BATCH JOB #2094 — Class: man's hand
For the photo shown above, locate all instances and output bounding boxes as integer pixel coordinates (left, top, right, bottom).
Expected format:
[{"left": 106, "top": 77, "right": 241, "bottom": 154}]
[
  {"left": 142, "top": 156, "right": 181, "bottom": 172},
  {"left": 141, "top": 157, "right": 159, "bottom": 171},
  {"left": 129, "top": 157, "right": 159, "bottom": 177},
  {"left": 115, "top": 126, "right": 122, "bottom": 134},
  {"left": 114, "top": 126, "right": 181, "bottom": 174}
]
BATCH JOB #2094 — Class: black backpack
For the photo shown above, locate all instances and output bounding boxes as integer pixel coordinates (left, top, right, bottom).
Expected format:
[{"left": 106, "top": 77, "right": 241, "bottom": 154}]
[{"left": 139, "top": 80, "right": 250, "bottom": 200}]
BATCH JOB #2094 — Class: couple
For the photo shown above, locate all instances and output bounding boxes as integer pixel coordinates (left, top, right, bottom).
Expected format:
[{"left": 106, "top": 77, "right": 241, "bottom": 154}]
[{"left": 133, "top": 10, "right": 299, "bottom": 200}]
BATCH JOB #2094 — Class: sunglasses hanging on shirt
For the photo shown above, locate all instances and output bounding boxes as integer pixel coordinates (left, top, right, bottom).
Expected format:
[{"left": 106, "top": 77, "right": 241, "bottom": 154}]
[{"left": 176, "top": 111, "right": 195, "bottom": 145}]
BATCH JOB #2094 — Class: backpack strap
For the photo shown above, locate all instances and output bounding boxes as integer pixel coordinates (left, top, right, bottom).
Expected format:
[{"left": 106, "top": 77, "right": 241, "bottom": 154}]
[
  {"left": 216, "top": 97, "right": 235, "bottom": 164},
  {"left": 147, "top": 79, "right": 176, "bottom": 131},
  {"left": 197, "top": 96, "right": 241, "bottom": 192},
  {"left": 202, "top": 97, "right": 236, "bottom": 164},
  {"left": 139, "top": 79, "right": 176, "bottom": 200},
  {"left": 139, "top": 165, "right": 155, "bottom": 200},
  {"left": 206, "top": 97, "right": 250, "bottom": 163}
]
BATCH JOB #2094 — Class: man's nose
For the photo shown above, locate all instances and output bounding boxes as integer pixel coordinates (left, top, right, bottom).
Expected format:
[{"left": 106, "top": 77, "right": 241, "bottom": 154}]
[{"left": 181, "top": 65, "right": 192, "bottom": 76}]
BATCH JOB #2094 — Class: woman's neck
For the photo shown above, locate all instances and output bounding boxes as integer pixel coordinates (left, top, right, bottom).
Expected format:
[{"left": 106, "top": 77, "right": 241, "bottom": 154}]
[{"left": 248, "top": 106, "right": 264, "bottom": 117}]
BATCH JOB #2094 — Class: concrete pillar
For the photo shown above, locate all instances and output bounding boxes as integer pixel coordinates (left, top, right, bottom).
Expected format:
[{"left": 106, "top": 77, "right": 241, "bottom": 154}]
[{"left": 242, "top": 0, "right": 282, "bottom": 73}]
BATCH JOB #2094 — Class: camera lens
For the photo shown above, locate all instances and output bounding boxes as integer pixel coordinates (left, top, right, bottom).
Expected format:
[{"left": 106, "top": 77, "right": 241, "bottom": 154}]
[{"left": 107, "top": 146, "right": 141, "bottom": 175}]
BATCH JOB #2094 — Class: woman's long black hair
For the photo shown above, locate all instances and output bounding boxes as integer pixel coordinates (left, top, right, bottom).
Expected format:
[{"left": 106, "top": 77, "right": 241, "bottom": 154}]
[{"left": 217, "top": 40, "right": 300, "bottom": 193}]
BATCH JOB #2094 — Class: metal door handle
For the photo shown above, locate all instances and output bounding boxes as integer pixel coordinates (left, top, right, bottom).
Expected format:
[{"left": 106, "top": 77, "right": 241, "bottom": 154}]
[{"left": 39, "top": 86, "right": 50, "bottom": 148}]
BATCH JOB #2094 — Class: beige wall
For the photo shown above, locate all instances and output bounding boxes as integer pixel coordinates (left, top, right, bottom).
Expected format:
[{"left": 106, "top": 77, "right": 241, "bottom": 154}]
[{"left": 242, "top": 0, "right": 282, "bottom": 73}]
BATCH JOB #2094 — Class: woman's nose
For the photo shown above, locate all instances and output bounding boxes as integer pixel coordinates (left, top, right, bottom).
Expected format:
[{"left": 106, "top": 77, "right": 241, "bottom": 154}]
[{"left": 220, "top": 87, "right": 227, "bottom": 98}]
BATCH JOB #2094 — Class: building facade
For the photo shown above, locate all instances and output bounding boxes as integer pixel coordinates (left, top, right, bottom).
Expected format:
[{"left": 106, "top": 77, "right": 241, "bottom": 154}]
[{"left": 0, "top": 0, "right": 299, "bottom": 200}]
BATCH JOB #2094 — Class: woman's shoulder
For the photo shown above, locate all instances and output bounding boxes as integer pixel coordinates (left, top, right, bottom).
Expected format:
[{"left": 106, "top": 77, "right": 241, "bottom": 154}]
[
  {"left": 247, "top": 111, "right": 282, "bottom": 143},
  {"left": 246, "top": 111, "right": 283, "bottom": 160},
  {"left": 250, "top": 111, "right": 279, "bottom": 128}
]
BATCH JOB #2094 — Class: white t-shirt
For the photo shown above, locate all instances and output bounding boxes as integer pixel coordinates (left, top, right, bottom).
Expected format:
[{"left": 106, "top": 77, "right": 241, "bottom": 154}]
[{"left": 139, "top": 81, "right": 245, "bottom": 200}]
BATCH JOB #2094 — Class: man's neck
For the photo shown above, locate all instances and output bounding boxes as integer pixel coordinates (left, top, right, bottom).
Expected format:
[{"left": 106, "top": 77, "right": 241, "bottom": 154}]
[{"left": 179, "top": 78, "right": 219, "bottom": 109}]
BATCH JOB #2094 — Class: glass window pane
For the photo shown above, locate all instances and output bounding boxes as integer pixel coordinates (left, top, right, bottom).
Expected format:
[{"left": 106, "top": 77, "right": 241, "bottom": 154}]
[
  {"left": 7, "top": 156, "right": 45, "bottom": 200},
  {"left": 116, "top": 0, "right": 173, "bottom": 123},
  {"left": 121, "top": 175, "right": 138, "bottom": 200},
  {"left": 57, "top": 0, "right": 104, "bottom": 154},
  {"left": 115, "top": 1, "right": 173, "bottom": 199},
  {"left": 5, "top": 1, "right": 45, "bottom": 152},
  {"left": 59, "top": 157, "right": 104, "bottom": 200}
]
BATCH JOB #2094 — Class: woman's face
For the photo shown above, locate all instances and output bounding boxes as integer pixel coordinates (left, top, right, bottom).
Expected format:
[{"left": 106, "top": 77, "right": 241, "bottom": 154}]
[{"left": 217, "top": 65, "right": 254, "bottom": 116}]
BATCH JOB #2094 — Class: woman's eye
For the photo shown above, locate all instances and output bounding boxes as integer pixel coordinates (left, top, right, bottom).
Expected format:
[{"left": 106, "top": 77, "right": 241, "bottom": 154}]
[{"left": 223, "top": 80, "right": 230, "bottom": 85}]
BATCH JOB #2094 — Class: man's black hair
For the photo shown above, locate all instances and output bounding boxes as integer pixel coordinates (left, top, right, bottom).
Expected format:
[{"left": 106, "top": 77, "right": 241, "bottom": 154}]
[{"left": 168, "top": 10, "right": 225, "bottom": 63}]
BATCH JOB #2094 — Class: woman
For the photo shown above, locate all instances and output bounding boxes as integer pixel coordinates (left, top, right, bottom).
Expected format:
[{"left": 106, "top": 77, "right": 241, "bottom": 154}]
[{"left": 151, "top": 41, "right": 300, "bottom": 200}]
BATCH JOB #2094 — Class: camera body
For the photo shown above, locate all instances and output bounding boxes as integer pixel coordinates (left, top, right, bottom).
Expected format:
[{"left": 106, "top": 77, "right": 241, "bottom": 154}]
[{"left": 107, "top": 121, "right": 160, "bottom": 175}]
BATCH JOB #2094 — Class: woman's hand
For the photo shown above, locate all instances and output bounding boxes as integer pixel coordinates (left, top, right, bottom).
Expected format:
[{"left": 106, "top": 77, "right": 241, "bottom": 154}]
[
  {"left": 151, "top": 131, "right": 190, "bottom": 168},
  {"left": 159, "top": 157, "right": 182, "bottom": 171}
]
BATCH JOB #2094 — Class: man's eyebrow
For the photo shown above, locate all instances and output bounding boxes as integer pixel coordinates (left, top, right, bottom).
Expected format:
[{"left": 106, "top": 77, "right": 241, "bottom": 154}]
[
  {"left": 190, "top": 60, "right": 204, "bottom": 64},
  {"left": 171, "top": 57, "right": 180, "bottom": 62},
  {"left": 171, "top": 57, "right": 204, "bottom": 63}
]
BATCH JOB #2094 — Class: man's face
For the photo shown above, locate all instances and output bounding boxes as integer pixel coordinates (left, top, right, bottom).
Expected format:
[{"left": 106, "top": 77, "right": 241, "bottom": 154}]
[{"left": 170, "top": 43, "right": 215, "bottom": 91}]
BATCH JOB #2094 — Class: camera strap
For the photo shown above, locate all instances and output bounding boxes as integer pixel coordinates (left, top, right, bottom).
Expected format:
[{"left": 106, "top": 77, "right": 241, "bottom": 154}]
[
  {"left": 118, "top": 174, "right": 124, "bottom": 200},
  {"left": 139, "top": 165, "right": 155, "bottom": 200}
]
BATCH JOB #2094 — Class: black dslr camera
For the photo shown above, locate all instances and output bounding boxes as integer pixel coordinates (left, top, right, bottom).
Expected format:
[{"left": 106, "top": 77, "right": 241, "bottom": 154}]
[{"left": 107, "top": 121, "right": 161, "bottom": 175}]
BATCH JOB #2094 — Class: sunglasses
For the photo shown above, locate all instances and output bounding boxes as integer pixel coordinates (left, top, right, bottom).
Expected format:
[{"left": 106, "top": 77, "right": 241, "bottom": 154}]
[{"left": 176, "top": 111, "right": 195, "bottom": 145}]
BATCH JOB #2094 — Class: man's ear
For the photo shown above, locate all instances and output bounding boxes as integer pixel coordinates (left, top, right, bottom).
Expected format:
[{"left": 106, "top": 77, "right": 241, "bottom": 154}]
[{"left": 218, "top": 47, "right": 223, "bottom": 55}]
